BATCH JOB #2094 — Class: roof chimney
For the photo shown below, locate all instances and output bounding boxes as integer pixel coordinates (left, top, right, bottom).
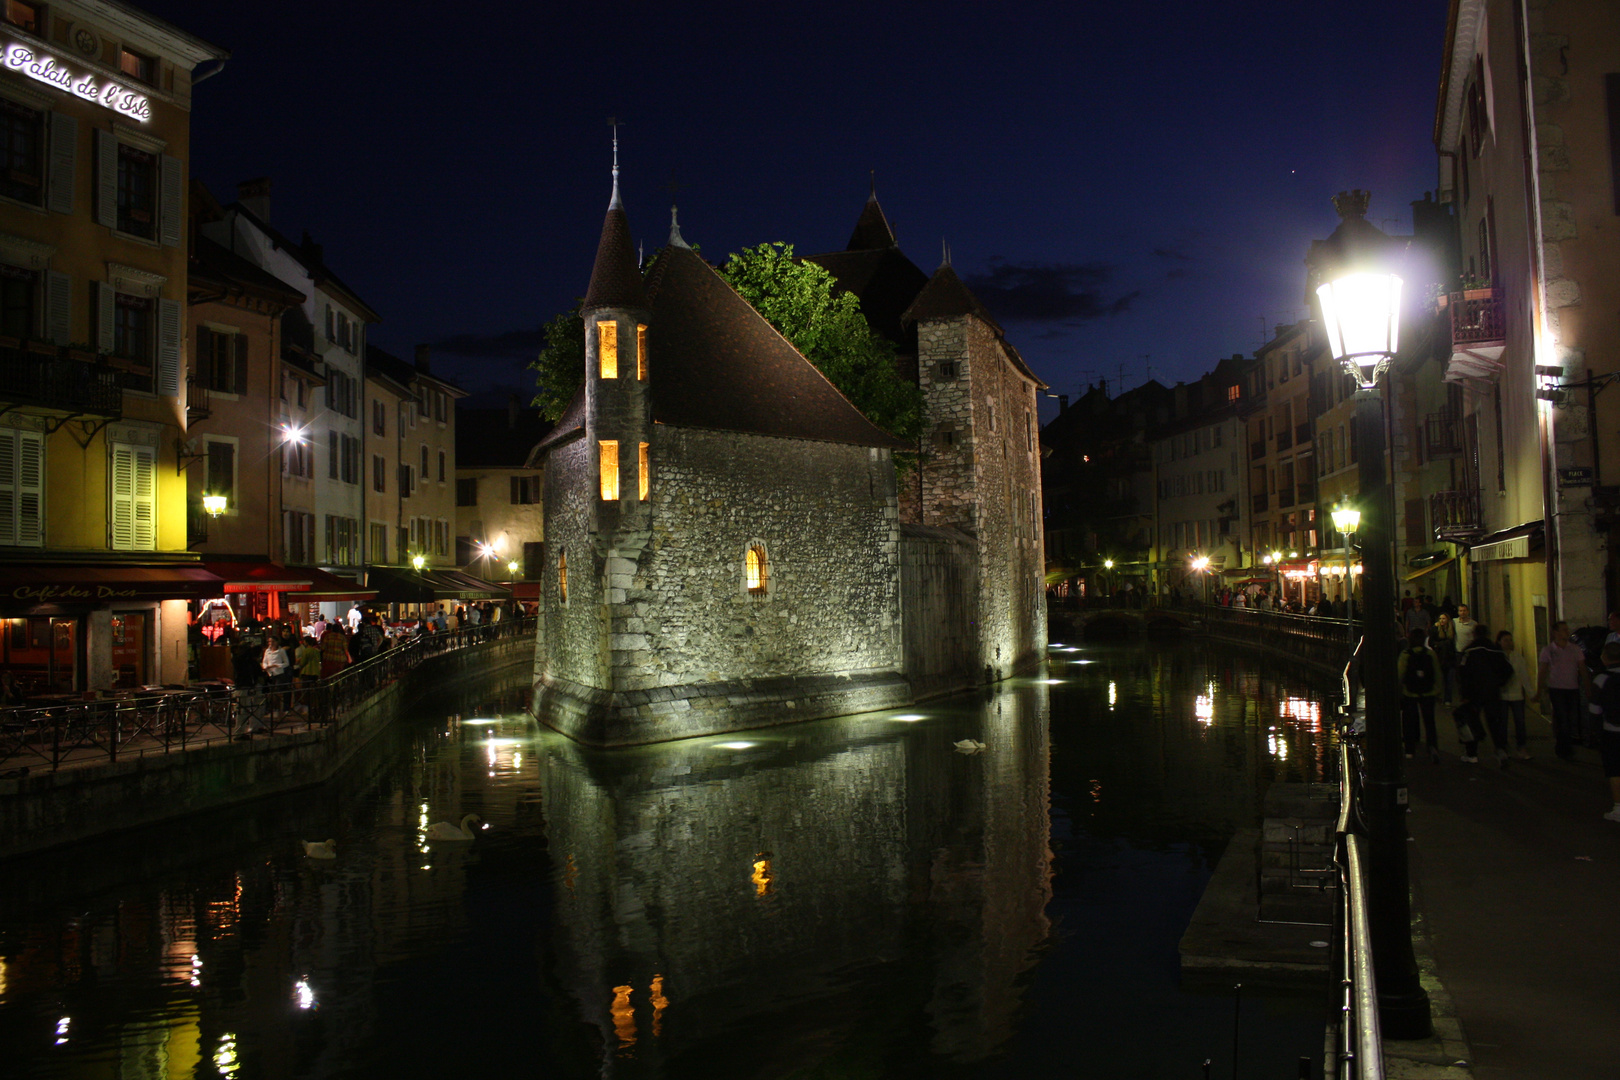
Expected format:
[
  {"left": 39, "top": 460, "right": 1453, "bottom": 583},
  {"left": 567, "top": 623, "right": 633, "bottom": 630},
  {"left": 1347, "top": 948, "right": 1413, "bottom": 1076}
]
[
  {"left": 414, "top": 345, "right": 431, "bottom": 372},
  {"left": 1058, "top": 394, "right": 1069, "bottom": 413},
  {"left": 238, "top": 176, "right": 271, "bottom": 223}
]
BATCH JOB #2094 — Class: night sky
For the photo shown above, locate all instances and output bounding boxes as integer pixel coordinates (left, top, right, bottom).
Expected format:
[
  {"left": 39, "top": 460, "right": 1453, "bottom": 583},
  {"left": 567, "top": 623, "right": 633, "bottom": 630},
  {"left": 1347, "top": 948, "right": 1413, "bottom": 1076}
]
[{"left": 146, "top": 1, "right": 1450, "bottom": 419}]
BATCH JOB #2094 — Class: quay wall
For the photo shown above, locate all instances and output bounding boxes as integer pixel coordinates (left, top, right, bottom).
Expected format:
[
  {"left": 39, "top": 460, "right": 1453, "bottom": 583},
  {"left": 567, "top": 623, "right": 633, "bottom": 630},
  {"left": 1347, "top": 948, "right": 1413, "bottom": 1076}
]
[{"left": 0, "top": 636, "right": 532, "bottom": 860}]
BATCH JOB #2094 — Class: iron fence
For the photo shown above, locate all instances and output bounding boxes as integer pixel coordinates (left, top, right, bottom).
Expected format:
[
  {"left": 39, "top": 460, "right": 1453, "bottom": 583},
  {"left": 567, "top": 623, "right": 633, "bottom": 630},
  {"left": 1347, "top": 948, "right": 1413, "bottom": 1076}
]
[{"left": 0, "top": 617, "right": 536, "bottom": 774}]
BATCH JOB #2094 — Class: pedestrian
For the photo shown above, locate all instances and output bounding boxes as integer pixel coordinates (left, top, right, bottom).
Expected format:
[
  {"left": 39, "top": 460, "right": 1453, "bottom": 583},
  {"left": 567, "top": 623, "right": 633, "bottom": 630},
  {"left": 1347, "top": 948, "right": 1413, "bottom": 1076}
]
[
  {"left": 260, "top": 634, "right": 292, "bottom": 716},
  {"left": 347, "top": 603, "right": 363, "bottom": 632},
  {"left": 320, "top": 623, "right": 351, "bottom": 678},
  {"left": 1457, "top": 624, "right": 1513, "bottom": 765},
  {"left": 311, "top": 613, "right": 328, "bottom": 641},
  {"left": 1398, "top": 627, "right": 1441, "bottom": 762},
  {"left": 295, "top": 634, "right": 321, "bottom": 708},
  {"left": 1431, "top": 612, "right": 1459, "bottom": 705},
  {"left": 1455, "top": 603, "right": 1479, "bottom": 651},
  {"left": 1606, "top": 612, "right": 1620, "bottom": 648},
  {"left": 1498, "top": 630, "right": 1534, "bottom": 760},
  {"left": 1537, "top": 620, "right": 1591, "bottom": 760},
  {"left": 1590, "top": 642, "right": 1620, "bottom": 823},
  {"left": 1404, "top": 599, "right": 1432, "bottom": 636}
]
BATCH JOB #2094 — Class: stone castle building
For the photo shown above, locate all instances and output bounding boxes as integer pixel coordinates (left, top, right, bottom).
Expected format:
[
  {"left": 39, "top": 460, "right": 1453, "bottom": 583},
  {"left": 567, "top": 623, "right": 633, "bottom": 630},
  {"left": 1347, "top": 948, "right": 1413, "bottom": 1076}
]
[{"left": 531, "top": 175, "right": 1046, "bottom": 745}]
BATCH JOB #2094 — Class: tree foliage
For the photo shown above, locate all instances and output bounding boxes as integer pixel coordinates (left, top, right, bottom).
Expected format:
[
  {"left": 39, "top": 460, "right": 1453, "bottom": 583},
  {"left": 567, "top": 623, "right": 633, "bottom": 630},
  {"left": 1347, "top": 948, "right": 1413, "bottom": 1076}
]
[{"left": 531, "top": 241, "right": 924, "bottom": 444}]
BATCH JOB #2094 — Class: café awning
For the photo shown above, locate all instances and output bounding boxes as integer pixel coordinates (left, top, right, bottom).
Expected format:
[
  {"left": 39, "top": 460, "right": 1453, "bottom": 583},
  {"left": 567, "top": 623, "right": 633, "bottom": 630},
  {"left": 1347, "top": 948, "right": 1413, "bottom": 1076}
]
[
  {"left": 287, "top": 566, "right": 376, "bottom": 602},
  {"left": 364, "top": 566, "right": 513, "bottom": 603},
  {"left": 0, "top": 564, "right": 228, "bottom": 607},
  {"left": 1406, "top": 556, "right": 1457, "bottom": 581},
  {"left": 202, "top": 561, "right": 313, "bottom": 593}
]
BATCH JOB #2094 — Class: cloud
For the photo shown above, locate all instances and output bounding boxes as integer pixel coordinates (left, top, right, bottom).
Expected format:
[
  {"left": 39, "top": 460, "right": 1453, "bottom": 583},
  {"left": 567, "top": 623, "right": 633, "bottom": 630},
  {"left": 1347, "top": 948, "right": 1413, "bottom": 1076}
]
[
  {"left": 430, "top": 327, "right": 546, "bottom": 359},
  {"left": 963, "top": 260, "right": 1139, "bottom": 322},
  {"left": 1152, "top": 246, "right": 1193, "bottom": 261}
]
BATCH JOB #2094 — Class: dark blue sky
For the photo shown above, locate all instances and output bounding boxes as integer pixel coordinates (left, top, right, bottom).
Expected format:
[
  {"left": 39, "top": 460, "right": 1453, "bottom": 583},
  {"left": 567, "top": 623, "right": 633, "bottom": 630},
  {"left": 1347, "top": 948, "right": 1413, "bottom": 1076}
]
[{"left": 149, "top": 0, "right": 1450, "bottom": 418}]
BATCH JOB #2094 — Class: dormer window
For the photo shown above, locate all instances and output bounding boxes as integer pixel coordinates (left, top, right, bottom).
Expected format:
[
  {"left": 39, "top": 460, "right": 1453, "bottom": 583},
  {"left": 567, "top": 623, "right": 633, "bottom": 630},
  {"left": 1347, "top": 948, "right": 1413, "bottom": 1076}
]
[
  {"left": 598, "top": 321, "right": 618, "bottom": 379},
  {"left": 120, "top": 48, "right": 156, "bottom": 85},
  {"left": 636, "top": 324, "right": 647, "bottom": 379},
  {"left": 599, "top": 440, "right": 619, "bottom": 500}
]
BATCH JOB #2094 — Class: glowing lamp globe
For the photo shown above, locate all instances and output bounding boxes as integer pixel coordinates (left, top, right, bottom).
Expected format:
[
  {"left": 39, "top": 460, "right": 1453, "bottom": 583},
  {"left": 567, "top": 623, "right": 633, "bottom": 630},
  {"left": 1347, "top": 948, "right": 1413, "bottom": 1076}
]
[
  {"left": 1317, "top": 273, "right": 1402, "bottom": 389},
  {"left": 1103, "top": 559, "right": 1114, "bottom": 570},
  {"left": 507, "top": 561, "right": 520, "bottom": 576},
  {"left": 411, "top": 555, "right": 426, "bottom": 570},
  {"left": 1331, "top": 506, "right": 1361, "bottom": 536},
  {"left": 202, "top": 494, "right": 227, "bottom": 517},
  {"left": 1190, "top": 555, "right": 1210, "bottom": 572}
]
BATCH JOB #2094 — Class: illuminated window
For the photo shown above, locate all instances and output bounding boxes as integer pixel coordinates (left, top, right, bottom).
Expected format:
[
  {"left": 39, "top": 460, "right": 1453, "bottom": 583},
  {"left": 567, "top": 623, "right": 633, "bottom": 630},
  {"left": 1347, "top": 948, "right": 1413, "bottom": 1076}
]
[
  {"left": 598, "top": 440, "right": 619, "bottom": 500},
  {"left": 745, "top": 545, "right": 767, "bottom": 594},
  {"left": 558, "top": 550, "right": 567, "bottom": 604},
  {"left": 2, "top": 2, "right": 40, "bottom": 33},
  {"left": 636, "top": 324, "right": 647, "bottom": 379},
  {"left": 638, "top": 442, "right": 649, "bottom": 500},
  {"left": 598, "top": 321, "right": 618, "bottom": 379},
  {"left": 120, "top": 48, "right": 156, "bottom": 85}
]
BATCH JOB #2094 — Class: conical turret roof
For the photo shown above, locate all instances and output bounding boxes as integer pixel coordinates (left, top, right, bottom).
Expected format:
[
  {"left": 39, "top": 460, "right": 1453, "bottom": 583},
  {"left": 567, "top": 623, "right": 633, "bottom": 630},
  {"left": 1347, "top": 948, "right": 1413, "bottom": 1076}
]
[
  {"left": 846, "top": 191, "right": 898, "bottom": 251},
  {"left": 583, "top": 198, "right": 647, "bottom": 312}
]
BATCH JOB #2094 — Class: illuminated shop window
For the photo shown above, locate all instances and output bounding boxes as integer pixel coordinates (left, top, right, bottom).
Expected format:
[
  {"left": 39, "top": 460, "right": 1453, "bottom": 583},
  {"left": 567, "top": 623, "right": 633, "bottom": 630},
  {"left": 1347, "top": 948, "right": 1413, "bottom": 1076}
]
[
  {"left": 636, "top": 324, "right": 647, "bottom": 379},
  {"left": 558, "top": 550, "right": 567, "bottom": 604},
  {"left": 598, "top": 321, "right": 618, "bottom": 379},
  {"left": 745, "top": 545, "right": 767, "bottom": 594},
  {"left": 599, "top": 440, "right": 619, "bottom": 500},
  {"left": 638, "top": 442, "right": 649, "bottom": 500}
]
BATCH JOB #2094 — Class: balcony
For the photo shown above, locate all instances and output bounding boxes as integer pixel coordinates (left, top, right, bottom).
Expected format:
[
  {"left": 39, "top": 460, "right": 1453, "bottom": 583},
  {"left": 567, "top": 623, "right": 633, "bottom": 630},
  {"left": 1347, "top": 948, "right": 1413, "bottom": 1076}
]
[
  {"left": 1252, "top": 493, "right": 1269, "bottom": 514},
  {"left": 187, "top": 376, "right": 211, "bottom": 422},
  {"left": 0, "top": 343, "right": 122, "bottom": 419},
  {"left": 1250, "top": 439, "right": 1266, "bottom": 462},
  {"left": 1430, "top": 489, "right": 1484, "bottom": 543},
  {"left": 1423, "top": 410, "right": 1464, "bottom": 457},
  {"left": 1444, "top": 289, "right": 1507, "bottom": 382},
  {"left": 1295, "top": 423, "right": 1311, "bottom": 446},
  {"left": 1276, "top": 427, "right": 1293, "bottom": 452},
  {"left": 187, "top": 502, "right": 210, "bottom": 547}
]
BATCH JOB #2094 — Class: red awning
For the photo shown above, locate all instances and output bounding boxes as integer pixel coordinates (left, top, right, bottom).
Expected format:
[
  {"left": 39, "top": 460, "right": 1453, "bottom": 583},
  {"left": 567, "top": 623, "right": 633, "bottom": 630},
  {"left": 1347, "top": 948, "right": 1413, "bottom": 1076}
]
[
  {"left": 0, "top": 564, "right": 228, "bottom": 607},
  {"left": 501, "top": 580, "right": 540, "bottom": 601},
  {"left": 202, "top": 561, "right": 313, "bottom": 593},
  {"left": 287, "top": 566, "right": 376, "bottom": 602}
]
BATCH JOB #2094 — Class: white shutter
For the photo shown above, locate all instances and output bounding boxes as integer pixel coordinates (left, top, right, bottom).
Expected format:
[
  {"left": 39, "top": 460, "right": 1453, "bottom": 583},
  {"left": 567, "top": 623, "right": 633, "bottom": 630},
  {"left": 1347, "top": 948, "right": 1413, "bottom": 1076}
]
[
  {"left": 48, "top": 112, "right": 77, "bottom": 215},
  {"left": 95, "top": 129, "right": 117, "bottom": 229},
  {"left": 132, "top": 446, "right": 155, "bottom": 549},
  {"left": 96, "top": 280, "right": 115, "bottom": 353},
  {"left": 156, "top": 297, "right": 181, "bottom": 395},
  {"left": 159, "top": 155, "right": 182, "bottom": 247},
  {"left": 16, "top": 430, "right": 43, "bottom": 546},
  {"left": 45, "top": 271, "right": 71, "bottom": 346},
  {"left": 110, "top": 444, "right": 134, "bottom": 549},
  {"left": 0, "top": 431, "right": 15, "bottom": 546}
]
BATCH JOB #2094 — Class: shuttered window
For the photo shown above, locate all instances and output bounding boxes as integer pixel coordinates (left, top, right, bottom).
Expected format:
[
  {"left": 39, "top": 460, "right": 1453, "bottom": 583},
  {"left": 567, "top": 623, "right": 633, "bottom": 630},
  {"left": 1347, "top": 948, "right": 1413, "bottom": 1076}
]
[
  {"left": 110, "top": 443, "right": 156, "bottom": 551},
  {"left": 0, "top": 427, "right": 45, "bottom": 547}
]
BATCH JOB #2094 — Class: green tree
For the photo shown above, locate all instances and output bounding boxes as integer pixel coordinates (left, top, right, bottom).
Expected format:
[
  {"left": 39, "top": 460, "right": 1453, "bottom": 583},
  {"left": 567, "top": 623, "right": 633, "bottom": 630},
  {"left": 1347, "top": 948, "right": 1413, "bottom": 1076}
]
[
  {"left": 529, "top": 302, "right": 584, "bottom": 422},
  {"left": 718, "top": 242, "right": 922, "bottom": 443}
]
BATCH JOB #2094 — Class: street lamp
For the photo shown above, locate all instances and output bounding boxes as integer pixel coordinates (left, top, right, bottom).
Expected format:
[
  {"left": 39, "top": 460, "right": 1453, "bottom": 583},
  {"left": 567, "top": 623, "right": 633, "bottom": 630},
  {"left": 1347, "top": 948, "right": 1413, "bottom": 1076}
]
[
  {"left": 1189, "top": 554, "right": 1210, "bottom": 607},
  {"left": 1311, "top": 189, "right": 1431, "bottom": 1039},
  {"left": 1331, "top": 503, "right": 1361, "bottom": 620},
  {"left": 411, "top": 553, "right": 427, "bottom": 622},
  {"left": 202, "top": 494, "right": 227, "bottom": 518}
]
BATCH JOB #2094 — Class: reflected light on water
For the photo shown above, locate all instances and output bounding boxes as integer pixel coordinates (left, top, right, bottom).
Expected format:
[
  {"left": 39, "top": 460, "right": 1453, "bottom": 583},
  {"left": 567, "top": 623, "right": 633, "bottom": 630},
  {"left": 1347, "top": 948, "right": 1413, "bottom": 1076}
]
[
  {"left": 1195, "top": 693, "right": 1214, "bottom": 726},
  {"left": 54, "top": 1016, "right": 69, "bottom": 1045},
  {"left": 1039, "top": 678, "right": 1063, "bottom": 685},
  {"left": 0, "top": 957, "right": 6, "bottom": 998},
  {"left": 1108, "top": 682, "right": 1117, "bottom": 708},
  {"left": 294, "top": 977, "right": 316, "bottom": 1010},
  {"left": 716, "top": 741, "right": 756, "bottom": 750},
  {"left": 611, "top": 985, "right": 636, "bottom": 1049},
  {"left": 650, "top": 974, "right": 668, "bottom": 1037},
  {"left": 1280, "top": 697, "right": 1322, "bottom": 731},
  {"left": 214, "top": 1032, "right": 239, "bottom": 1075},
  {"left": 751, "top": 854, "right": 774, "bottom": 897},
  {"left": 890, "top": 714, "right": 925, "bottom": 722},
  {"left": 1269, "top": 732, "right": 1289, "bottom": 760},
  {"left": 460, "top": 718, "right": 500, "bottom": 725},
  {"left": 190, "top": 954, "right": 202, "bottom": 987}
]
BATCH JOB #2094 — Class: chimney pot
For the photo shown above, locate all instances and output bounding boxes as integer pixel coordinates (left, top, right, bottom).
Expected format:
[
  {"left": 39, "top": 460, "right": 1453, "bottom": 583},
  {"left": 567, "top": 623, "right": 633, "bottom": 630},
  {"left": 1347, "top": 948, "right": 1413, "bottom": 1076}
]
[{"left": 1058, "top": 394, "right": 1069, "bottom": 413}]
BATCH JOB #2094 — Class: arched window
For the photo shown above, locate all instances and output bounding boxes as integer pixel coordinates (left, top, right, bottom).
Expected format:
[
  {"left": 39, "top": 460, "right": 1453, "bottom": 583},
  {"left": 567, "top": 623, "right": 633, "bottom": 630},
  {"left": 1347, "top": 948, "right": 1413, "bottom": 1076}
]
[
  {"left": 745, "top": 545, "right": 767, "bottom": 595},
  {"left": 558, "top": 549, "right": 568, "bottom": 605}
]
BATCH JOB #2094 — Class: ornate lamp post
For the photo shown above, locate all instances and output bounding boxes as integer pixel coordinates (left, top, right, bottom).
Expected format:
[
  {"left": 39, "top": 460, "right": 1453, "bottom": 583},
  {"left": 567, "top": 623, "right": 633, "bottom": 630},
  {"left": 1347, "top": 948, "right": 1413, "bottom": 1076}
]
[
  {"left": 1312, "top": 190, "right": 1432, "bottom": 1039},
  {"left": 411, "top": 554, "right": 427, "bottom": 622},
  {"left": 1331, "top": 503, "right": 1361, "bottom": 628}
]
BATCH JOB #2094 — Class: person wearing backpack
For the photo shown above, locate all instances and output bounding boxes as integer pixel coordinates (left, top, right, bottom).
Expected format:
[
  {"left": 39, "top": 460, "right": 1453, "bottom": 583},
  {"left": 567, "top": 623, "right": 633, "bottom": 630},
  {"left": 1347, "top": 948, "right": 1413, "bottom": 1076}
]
[
  {"left": 1457, "top": 625, "right": 1514, "bottom": 765},
  {"left": 1398, "top": 628, "right": 1441, "bottom": 762}
]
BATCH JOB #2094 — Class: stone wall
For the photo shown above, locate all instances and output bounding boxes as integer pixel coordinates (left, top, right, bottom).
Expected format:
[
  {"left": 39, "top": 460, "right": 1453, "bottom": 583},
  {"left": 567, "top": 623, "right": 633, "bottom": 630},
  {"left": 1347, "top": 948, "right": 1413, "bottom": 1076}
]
[
  {"left": 535, "top": 426, "right": 910, "bottom": 745},
  {"left": 900, "top": 523, "right": 979, "bottom": 698}
]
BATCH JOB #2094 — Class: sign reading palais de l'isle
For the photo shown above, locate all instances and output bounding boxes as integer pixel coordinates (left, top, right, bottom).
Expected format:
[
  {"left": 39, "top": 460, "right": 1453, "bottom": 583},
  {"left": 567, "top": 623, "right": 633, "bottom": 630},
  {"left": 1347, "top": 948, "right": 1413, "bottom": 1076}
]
[{"left": 3, "top": 42, "right": 151, "bottom": 122}]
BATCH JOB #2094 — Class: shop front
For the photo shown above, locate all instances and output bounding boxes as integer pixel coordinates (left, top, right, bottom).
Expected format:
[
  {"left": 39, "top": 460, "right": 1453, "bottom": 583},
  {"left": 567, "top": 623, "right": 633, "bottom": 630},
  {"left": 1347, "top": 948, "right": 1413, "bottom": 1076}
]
[{"left": 0, "top": 564, "right": 228, "bottom": 696}]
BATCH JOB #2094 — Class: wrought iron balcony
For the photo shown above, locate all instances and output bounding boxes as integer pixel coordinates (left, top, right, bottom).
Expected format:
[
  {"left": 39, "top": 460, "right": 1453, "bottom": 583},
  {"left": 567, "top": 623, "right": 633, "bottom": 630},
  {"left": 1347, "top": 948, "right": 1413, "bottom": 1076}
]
[
  {"left": 186, "top": 375, "right": 210, "bottom": 421},
  {"left": 1430, "top": 489, "right": 1484, "bottom": 543},
  {"left": 1424, "top": 410, "right": 1464, "bottom": 457},
  {"left": 0, "top": 343, "right": 122, "bottom": 418},
  {"left": 187, "top": 501, "right": 210, "bottom": 546},
  {"left": 1449, "top": 289, "right": 1505, "bottom": 347}
]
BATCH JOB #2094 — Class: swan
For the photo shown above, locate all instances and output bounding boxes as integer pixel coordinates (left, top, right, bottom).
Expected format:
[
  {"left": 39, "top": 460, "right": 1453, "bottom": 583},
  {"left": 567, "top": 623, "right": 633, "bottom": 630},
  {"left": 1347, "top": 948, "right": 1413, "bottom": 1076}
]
[
  {"left": 953, "top": 739, "right": 986, "bottom": 754},
  {"left": 426, "top": 813, "right": 481, "bottom": 841},
  {"left": 302, "top": 839, "right": 337, "bottom": 859}
]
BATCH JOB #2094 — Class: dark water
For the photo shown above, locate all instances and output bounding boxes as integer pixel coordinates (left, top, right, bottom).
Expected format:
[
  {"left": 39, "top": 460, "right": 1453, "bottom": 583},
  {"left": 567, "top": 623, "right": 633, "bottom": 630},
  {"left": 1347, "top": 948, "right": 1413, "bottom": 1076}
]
[{"left": 0, "top": 641, "right": 1339, "bottom": 1078}]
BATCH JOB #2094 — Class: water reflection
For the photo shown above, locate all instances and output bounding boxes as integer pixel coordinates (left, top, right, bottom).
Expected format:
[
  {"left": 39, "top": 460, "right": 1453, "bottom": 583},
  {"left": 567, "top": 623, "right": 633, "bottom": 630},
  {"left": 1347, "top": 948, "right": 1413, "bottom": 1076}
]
[{"left": 0, "top": 645, "right": 1336, "bottom": 1078}]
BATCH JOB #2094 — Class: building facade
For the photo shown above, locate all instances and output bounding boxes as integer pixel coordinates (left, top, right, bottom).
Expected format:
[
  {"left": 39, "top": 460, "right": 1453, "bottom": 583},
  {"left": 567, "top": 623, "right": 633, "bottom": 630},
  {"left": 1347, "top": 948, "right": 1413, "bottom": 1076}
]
[{"left": 457, "top": 396, "right": 550, "bottom": 582}]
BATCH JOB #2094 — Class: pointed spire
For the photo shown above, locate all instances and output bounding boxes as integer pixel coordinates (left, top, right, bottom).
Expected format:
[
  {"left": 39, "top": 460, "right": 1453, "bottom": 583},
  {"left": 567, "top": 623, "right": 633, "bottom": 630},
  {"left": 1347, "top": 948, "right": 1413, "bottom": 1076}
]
[
  {"left": 669, "top": 203, "right": 690, "bottom": 249},
  {"left": 583, "top": 126, "right": 647, "bottom": 312},
  {"left": 941, "top": 238, "right": 951, "bottom": 268},
  {"left": 845, "top": 178, "right": 898, "bottom": 251},
  {"left": 608, "top": 117, "right": 622, "bottom": 209}
]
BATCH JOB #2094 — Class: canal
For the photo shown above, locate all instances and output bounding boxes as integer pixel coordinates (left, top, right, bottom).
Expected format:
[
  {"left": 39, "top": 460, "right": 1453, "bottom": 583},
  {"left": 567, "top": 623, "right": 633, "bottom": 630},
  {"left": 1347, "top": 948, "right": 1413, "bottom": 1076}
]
[{"left": 0, "top": 640, "right": 1339, "bottom": 1078}]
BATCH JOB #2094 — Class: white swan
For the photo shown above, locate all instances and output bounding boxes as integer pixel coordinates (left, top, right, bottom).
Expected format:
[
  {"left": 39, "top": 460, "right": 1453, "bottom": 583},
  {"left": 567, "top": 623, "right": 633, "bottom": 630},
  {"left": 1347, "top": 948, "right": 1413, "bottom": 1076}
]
[
  {"left": 953, "top": 739, "right": 986, "bottom": 754},
  {"left": 425, "top": 813, "right": 481, "bottom": 841},
  {"left": 302, "top": 839, "right": 337, "bottom": 859}
]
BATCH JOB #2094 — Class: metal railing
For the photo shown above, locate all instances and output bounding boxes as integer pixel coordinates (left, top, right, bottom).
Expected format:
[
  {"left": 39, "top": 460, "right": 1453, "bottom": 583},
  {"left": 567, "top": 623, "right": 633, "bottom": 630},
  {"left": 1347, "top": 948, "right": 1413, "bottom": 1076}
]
[
  {"left": 1448, "top": 288, "right": 1505, "bottom": 346},
  {"left": 0, "top": 343, "right": 123, "bottom": 415},
  {"left": 1422, "top": 411, "right": 1463, "bottom": 457},
  {"left": 186, "top": 375, "right": 211, "bottom": 420},
  {"left": 1335, "top": 734, "right": 1383, "bottom": 1078},
  {"left": 1429, "top": 489, "right": 1483, "bottom": 543},
  {"left": 0, "top": 617, "right": 536, "bottom": 773}
]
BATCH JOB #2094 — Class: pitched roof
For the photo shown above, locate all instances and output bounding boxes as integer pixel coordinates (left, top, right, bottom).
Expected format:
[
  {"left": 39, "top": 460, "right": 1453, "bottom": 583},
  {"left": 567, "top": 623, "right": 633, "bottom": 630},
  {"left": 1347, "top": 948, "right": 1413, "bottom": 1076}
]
[
  {"left": 583, "top": 203, "right": 648, "bottom": 311},
  {"left": 641, "top": 246, "right": 910, "bottom": 449},
  {"left": 227, "top": 203, "right": 380, "bottom": 322},
  {"left": 529, "top": 384, "right": 586, "bottom": 460},
  {"left": 846, "top": 192, "right": 898, "bottom": 250},
  {"left": 803, "top": 246, "right": 928, "bottom": 347},
  {"left": 189, "top": 235, "right": 306, "bottom": 308},
  {"left": 904, "top": 263, "right": 1046, "bottom": 388}
]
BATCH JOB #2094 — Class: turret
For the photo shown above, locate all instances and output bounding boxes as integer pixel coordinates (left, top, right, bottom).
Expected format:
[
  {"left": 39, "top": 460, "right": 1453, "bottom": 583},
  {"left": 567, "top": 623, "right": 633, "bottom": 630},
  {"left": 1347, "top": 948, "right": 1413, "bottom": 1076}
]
[{"left": 582, "top": 139, "right": 651, "bottom": 541}]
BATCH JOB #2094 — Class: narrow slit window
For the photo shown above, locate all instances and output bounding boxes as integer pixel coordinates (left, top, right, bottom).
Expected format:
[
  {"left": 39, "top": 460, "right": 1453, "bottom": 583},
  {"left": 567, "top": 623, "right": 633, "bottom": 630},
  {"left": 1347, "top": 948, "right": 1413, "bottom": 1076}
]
[
  {"left": 599, "top": 440, "right": 619, "bottom": 500},
  {"left": 558, "top": 550, "right": 568, "bottom": 604},
  {"left": 638, "top": 441, "right": 650, "bottom": 500},
  {"left": 745, "top": 545, "right": 767, "bottom": 594},
  {"left": 598, "top": 321, "right": 618, "bottom": 379},
  {"left": 636, "top": 324, "right": 647, "bottom": 380}
]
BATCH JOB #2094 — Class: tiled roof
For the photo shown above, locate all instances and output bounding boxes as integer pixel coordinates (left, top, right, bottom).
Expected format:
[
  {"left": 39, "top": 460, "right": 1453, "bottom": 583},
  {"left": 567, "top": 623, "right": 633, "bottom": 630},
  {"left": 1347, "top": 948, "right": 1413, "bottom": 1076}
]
[
  {"left": 529, "top": 384, "right": 585, "bottom": 459},
  {"left": 846, "top": 193, "right": 898, "bottom": 250},
  {"left": 189, "top": 235, "right": 306, "bottom": 307},
  {"left": 642, "top": 246, "right": 910, "bottom": 449},
  {"left": 583, "top": 205, "right": 648, "bottom": 311},
  {"left": 803, "top": 246, "right": 928, "bottom": 347},
  {"left": 903, "top": 263, "right": 1045, "bottom": 388}
]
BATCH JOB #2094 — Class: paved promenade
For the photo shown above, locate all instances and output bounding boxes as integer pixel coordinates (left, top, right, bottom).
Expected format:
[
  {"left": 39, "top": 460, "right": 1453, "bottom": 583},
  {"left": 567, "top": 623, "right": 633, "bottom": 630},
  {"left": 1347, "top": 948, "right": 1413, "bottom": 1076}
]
[{"left": 1399, "top": 711, "right": 1620, "bottom": 1080}]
